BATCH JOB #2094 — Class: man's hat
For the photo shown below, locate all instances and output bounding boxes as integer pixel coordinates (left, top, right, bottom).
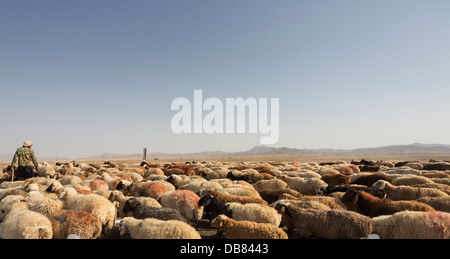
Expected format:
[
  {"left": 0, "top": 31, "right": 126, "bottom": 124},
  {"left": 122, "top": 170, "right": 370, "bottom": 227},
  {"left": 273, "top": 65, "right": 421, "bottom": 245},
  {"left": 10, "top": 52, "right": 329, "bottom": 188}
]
[{"left": 23, "top": 140, "right": 33, "bottom": 147}]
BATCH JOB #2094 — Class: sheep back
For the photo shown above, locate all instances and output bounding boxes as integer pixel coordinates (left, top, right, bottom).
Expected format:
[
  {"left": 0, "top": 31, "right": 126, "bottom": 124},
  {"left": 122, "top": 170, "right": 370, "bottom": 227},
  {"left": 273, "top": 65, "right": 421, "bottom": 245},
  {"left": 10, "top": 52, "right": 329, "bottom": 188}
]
[
  {"left": 2, "top": 209, "right": 53, "bottom": 239},
  {"left": 278, "top": 204, "right": 372, "bottom": 239},
  {"left": 49, "top": 210, "right": 102, "bottom": 239},
  {"left": 372, "top": 211, "right": 450, "bottom": 239},
  {"left": 119, "top": 217, "right": 201, "bottom": 239}
]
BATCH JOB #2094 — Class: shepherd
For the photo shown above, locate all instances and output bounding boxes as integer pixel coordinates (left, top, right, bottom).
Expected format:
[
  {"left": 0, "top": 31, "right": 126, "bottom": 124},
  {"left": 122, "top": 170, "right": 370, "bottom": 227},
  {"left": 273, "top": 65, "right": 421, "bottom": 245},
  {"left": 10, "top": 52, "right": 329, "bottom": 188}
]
[{"left": 10, "top": 140, "right": 40, "bottom": 181}]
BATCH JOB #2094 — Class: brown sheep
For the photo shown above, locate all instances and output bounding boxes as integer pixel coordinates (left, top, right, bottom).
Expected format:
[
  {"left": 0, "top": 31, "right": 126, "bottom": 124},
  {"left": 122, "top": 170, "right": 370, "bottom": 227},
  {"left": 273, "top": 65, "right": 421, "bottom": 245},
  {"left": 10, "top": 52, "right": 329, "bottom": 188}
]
[
  {"left": 321, "top": 173, "right": 351, "bottom": 187},
  {"left": 258, "top": 188, "right": 303, "bottom": 204},
  {"left": 351, "top": 173, "right": 393, "bottom": 187},
  {"left": 204, "top": 190, "right": 268, "bottom": 206},
  {"left": 341, "top": 190, "right": 435, "bottom": 218}
]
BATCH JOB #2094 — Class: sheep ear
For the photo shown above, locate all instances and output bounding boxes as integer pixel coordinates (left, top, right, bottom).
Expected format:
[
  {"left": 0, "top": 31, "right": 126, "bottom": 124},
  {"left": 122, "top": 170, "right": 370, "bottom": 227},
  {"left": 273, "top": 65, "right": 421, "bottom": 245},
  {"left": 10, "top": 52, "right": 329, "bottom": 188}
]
[
  {"left": 202, "top": 198, "right": 211, "bottom": 207},
  {"left": 352, "top": 193, "right": 359, "bottom": 205},
  {"left": 278, "top": 204, "right": 286, "bottom": 214}
]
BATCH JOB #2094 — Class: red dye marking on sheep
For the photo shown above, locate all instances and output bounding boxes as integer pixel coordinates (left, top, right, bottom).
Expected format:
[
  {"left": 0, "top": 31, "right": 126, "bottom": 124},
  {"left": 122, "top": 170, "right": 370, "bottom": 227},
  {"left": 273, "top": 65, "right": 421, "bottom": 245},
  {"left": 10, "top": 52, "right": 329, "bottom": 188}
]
[{"left": 421, "top": 211, "right": 450, "bottom": 234}]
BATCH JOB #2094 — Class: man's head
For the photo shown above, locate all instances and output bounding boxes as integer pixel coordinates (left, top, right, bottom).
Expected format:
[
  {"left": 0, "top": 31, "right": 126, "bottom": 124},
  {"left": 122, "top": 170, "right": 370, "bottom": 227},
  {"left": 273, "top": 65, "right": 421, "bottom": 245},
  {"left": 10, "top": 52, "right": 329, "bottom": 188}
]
[{"left": 23, "top": 140, "right": 33, "bottom": 148}]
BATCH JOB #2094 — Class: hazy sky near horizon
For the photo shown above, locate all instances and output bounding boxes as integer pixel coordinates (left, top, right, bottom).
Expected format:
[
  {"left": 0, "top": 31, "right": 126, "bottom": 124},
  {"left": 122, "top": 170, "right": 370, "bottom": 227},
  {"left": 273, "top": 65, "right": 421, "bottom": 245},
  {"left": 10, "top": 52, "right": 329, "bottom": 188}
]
[{"left": 1, "top": 0, "right": 450, "bottom": 158}]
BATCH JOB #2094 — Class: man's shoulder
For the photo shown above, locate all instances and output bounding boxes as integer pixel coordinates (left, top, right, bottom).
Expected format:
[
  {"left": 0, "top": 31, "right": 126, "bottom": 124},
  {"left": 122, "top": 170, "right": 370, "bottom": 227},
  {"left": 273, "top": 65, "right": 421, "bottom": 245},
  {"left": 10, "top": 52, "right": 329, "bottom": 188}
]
[{"left": 16, "top": 147, "right": 32, "bottom": 153}]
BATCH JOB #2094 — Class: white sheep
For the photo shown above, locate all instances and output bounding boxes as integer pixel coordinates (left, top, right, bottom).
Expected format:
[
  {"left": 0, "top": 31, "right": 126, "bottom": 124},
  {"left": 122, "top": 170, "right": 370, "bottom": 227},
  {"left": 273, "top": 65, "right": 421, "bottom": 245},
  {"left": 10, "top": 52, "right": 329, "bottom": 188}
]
[
  {"left": 280, "top": 175, "right": 328, "bottom": 195},
  {"left": 166, "top": 174, "right": 206, "bottom": 189},
  {"left": 392, "top": 175, "right": 434, "bottom": 186},
  {"left": 179, "top": 180, "right": 223, "bottom": 196},
  {"left": 416, "top": 196, "right": 450, "bottom": 212},
  {"left": 383, "top": 168, "right": 421, "bottom": 175},
  {"left": 372, "top": 180, "right": 448, "bottom": 200},
  {"left": 0, "top": 195, "right": 29, "bottom": 221},
  {"left": 1, "top": 209, "right": 53, "bottom": 239},
  {"left": 372, "top": 210, "right": 450, "bottom": 239},
  {"left": 26, "top": 190, "right": 64, "bottom": 216},
  {"left": 59, "top": 187, "right": 118, "bottom": 234},
  {"left": 119, "top": 217, "right": 201, "bottom": 239},
  {"left": 198, "top": 194, "right": 282, "bottom": 226},
  {"left": 228, "top": 202, "right": 282, "bottom": 226},
  {"left": 211, "top": 214, "right": 288, "bottom": 239},
  {"left": 38, "top": 162, "right": 56, "bottom": 178}
]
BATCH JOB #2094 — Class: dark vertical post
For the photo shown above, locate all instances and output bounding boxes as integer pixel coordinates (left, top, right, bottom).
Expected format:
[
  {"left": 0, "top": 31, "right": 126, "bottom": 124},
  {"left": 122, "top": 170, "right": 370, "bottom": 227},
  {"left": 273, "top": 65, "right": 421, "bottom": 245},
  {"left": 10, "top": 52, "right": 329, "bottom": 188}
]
[{"left": 143, "top": 148, "right": 147, "bottom": 161}]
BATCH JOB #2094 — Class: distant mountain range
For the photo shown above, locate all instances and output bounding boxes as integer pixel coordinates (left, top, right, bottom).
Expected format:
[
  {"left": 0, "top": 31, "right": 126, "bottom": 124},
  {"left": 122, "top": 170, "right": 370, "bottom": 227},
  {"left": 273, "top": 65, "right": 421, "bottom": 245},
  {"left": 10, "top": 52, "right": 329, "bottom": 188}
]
[
  {"left": 2, "top": 143, "right": 450, "bottom": 162},
  {"left": 72, "top": 143, "right": 450, "bottom": 160}
]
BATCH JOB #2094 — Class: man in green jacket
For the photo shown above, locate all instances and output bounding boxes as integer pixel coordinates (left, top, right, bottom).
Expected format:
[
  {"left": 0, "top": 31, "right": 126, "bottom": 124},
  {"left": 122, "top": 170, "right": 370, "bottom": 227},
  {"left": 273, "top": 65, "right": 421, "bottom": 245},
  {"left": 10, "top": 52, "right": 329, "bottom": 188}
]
[{"left": 11, "top": 140, "right": 40, "bottom": 180}]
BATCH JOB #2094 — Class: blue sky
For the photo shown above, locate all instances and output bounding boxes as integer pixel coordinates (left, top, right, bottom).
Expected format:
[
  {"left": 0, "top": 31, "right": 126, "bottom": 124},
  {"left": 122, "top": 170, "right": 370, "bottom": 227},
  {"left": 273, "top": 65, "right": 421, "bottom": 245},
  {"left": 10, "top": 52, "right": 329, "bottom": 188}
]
[{"left": 1, "top": 1, "right": 450, "bottom": 158}]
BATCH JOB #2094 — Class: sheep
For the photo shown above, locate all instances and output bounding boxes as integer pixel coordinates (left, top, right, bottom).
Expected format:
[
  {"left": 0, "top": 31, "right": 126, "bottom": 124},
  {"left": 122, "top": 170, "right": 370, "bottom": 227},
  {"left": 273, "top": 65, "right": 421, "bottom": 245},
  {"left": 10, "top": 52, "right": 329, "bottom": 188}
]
[
  {"left": 226, "top": 171, "right": 250, "bottom": 182},
  {"left": 198, "top": 194, "right": 281, "bottom": 226},
  {"left": 0, "top": 195, "right": 29, "bottom": 221},
  {"left": 123, "top": 182, "right": 167, "bottom": 200},
  {"left": 219, "top": 186, "right": 261, "bottom": 198},
  {"left": 210, "top": 214, "right": 288, "bottom": 239},
  {"left": 119, "top": 217, "right": 201, "bottom": 239},
  {"left": 108, "top": 191, "right": 161, "bottom": 218},
  {"left": 48, "top": 210, "right": 102, "bottom": 239},
  {"left": 166, "top": 174, "right": 206, "bottom": 189},
  {"left": 38, "top": 162, "right": 56, "bottom": 178},
  {"left": 179, "top": 181, "right": 223, "bottom": 196},
  {"left": 372, "top": 180, "right": 449, "bottom": 200},
  {"left": 1, "top": 209, "right": 53, "bottom": 239},
  {"left": 258, "top": 188, "right": 303, "bottom": 204},
  {"left": 404, "top": 162, "right": 423, "bottom": 170},
  {"left": 59, "top": 187, "right": 118, "bottom": 235},
  {"left": 280, "top": 175, "right": 328, "bottom": 195},
  {"left": 144, "top": 167, "right": 164, "bottom": 178},
  {"left": 158, "top": 190, "right": 203, "bottom": 225},
  {"left": 341, "top": 190, "right": 435, "bottom": 218},
  {"left": 0, "top": 188, "right": 28, "bottom": 202},
  {"left": 204, "top": 190, "right": 268, "bottom": 205},
  {"left": 58, "top": 175, "right": 83, "bottom": 186},
  {"left": 416, "top": 196, "right": 450, "bottom": 212},
  {"left": 351, "top": 174, "right": 394, "bottom": 187},
  {"left": 275, "top": 203, "right": 373, "bottom": 239},
  {"left": 295, "top": 171, "right": 321, "bottom": 179},
  {"left": 163, "top": 164, "right": 196, "bottom": 176},
  {"left": 322, "top": 185, "right": 386, "bottom": 198},
  {"left": 422, "top": 162, "right": 450, "bottom": 171},
  {"left": 275, "top": 199, "right": 332, "bottom": 210},
  {"left": 252, "top": 179, "right": 288, "bottom": 193},
  {"left": 392, "top": 175, "right": 434, "bottom": 186},
  {"left": 421, "top": 170, "right": 450, "bottom": 179},
  {"left": 295, "top": 195, "right": 346, "bottom": 210},
  {"left": 26, "top": 190, "right": 64, "bottom": 216},
  {"left": 384, "top": 168, "right": 421, "bottom": 175},
  {"left": 372, "top": 211, "right": 450, "bottom": 239},
  {"left": 321, "top": 173, "right": 351, "bottom": 187},
  {"left": 122, "top": 198, "right": 187, "bottom": 222},
  {"left": 316, "top": 167, "right": 341, "bottom": 176}
]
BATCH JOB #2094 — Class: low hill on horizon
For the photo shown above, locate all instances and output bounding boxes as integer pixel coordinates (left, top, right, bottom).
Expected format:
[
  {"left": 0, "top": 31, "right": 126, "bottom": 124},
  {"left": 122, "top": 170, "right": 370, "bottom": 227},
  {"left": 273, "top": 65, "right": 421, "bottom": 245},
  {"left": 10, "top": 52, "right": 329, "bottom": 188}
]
[{"left": 2, "top": 143, "right": 450, "bottom": 162}]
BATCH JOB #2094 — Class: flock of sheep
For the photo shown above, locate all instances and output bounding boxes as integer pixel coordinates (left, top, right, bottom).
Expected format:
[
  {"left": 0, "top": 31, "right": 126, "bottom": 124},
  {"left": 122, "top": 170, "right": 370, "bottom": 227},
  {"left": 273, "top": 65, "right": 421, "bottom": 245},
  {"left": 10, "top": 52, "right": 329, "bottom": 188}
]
[{"left": 0, "top": 158, "right": 449, "bottom": 239}]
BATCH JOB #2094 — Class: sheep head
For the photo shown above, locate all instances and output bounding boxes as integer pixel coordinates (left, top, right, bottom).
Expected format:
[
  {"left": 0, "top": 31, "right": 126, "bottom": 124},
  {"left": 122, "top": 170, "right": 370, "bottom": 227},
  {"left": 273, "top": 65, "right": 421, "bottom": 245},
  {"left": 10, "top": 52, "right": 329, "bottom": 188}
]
[
  {"left": 211, "top": 214, "right": 231, "bottom": 229},
  {"left": 372, "top": 179, "right": 389, "bottom": 189},
  {"left": 317, "top": 185, "right": 328, "bottom": 196},
  {"left": 122, "top": 198, "right": 141, "bottom": 215},
  {"left": 341, "top": 189, "right": 360, "bottom": 205},
  {"left": 198, "top": 194, "right": 214, "bottom": 207}
]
